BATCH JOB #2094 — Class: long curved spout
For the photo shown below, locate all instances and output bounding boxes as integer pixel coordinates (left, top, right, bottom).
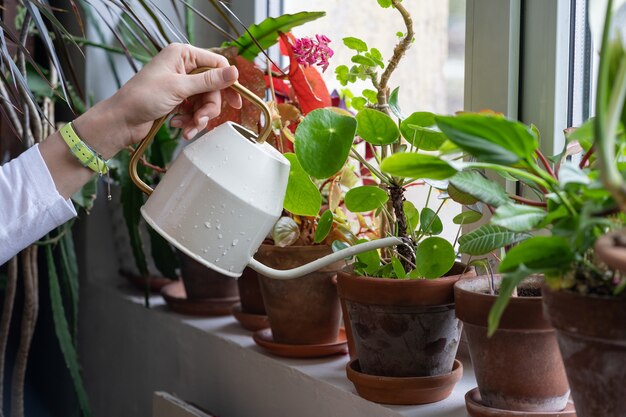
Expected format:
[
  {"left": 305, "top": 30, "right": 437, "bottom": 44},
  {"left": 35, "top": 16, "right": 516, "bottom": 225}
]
[{"left": 247, "top": 237, "right": 404, "bottom": 280}]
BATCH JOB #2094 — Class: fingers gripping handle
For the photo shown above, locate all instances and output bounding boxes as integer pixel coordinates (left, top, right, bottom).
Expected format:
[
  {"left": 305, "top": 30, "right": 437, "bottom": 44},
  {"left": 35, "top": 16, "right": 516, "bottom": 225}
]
[{"left": 129, "top": 66, "right": 272, "bottom": 196}]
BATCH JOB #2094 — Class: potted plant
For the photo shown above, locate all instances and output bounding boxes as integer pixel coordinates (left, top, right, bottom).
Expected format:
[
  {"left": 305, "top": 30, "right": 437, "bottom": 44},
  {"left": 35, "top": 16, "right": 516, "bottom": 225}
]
[
  {"left": 292, "top": 0, "right": 473, "bottom": 404},
  {"left": 419, "top": 3, "right": 625, "bottom": 416}
]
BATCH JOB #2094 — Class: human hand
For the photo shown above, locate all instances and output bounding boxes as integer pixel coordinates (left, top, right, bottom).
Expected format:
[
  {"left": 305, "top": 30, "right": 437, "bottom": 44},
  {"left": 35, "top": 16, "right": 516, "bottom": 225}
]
[{"left": 75, "top": 43, "right": 242, "bottom": 158}]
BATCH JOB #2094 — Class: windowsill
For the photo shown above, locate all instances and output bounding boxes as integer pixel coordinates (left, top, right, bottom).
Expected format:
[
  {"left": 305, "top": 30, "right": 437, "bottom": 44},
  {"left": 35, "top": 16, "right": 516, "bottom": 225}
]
[{"left": 79, "top": 278, "right": 477, "bottom": 417}]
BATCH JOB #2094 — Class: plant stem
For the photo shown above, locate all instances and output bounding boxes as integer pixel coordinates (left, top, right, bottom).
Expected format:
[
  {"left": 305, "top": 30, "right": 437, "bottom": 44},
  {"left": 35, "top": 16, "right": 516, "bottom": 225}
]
[
  {"left": 579, "top": 146, "right": 594, "bottom": 168},
  {"left": 510, "top": 195, "right": 548, "bottom": 207},
  {"left": 350, "top": 148, "right": 389, "bottom": 183},
  {"left": 389, "top": 184, "right": 414, "bottom": 269},
  {"left": 185, "top": 0, "right": 195, "bottom": 44},
  {"left": 535, "top": 149, "right": 556, "bottom": 179},
  {"left": 467, "top": 162, "right": 552, "bottom": 190}
]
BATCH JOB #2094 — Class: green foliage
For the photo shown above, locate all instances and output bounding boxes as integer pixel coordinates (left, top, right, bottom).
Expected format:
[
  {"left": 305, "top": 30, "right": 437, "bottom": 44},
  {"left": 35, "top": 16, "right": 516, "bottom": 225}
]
[
  {"left": 314, "top": 210, "right": 334, "bottom": 243},
  {"left": 415, "top": 237, "right": 455, "bottom": 279},
  {"left": 491, "top": 204, "right": 547, "bottom": 232},
  {"left": 453, "top": 210, "right": 482, "bottom": 225},
  {"left": 389, "top": 87, "right": 404, "bottom": 119},
  {"left": 420, "top": 207, "right": 443, "bottom": 235},
  {"left": 283, "top": 153, "right": 322, "bottom": 216},
  {"left": 295, "top": 109, "right": 357, "bottom": 179},
  {"left": 404, "top": 201, "right": 419, "bottom": 232},
  {"left": 356, "top": 108, "right": 400, "bottom": 145},
  {"left": 343, "top": 37, "right": 368, "bottom": 52},
  {"left": 222, "top": 12, "right": 326, "bottom": 60},
  {"left": 380, "top": 153, "right": 457, "bottom": 180},
  {"left": 449, "top": 171, "right": 510, "bottom": 207},
  {"left": 400, "top": 112, "right": 447, "bottom": 151},
  {"left": 458, "top": 225, "right": 529, "bottom": 255},
  {"left": 498, "top": 236, "right": 574, "bottom": 273},
  {"left": 344, "top": 185, "right": 389, "bottom": 212}
]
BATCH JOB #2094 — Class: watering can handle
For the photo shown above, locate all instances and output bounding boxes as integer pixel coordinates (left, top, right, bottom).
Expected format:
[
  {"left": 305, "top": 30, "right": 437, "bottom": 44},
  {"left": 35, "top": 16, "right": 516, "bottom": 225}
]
[{"left": 129, "top": 66, "right": 273, "bottom": 196}]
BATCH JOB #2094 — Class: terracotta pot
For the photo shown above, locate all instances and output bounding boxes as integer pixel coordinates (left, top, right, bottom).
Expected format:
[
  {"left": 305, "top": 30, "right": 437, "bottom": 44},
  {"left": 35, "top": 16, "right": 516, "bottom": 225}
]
[
  {"left": 336, "top": 262, "right": 473, "bottom": 378},
  {"left": 178, "top": 251, "right": 239, "bottom": 300},
  {"left": 237, "top": 267, "right": 265, "bottom": 315},
  {"left": 255, "top": 244, "right": 346, "bottom": 345},
  {"left": 455, "top": 275, "right": 570, "bottom": 412},
  {"left": 543, "top": 284, "right": 626, "bottom": 417},
  {"left": 121, "top": 269, "right": 176, "bottom": 293}
]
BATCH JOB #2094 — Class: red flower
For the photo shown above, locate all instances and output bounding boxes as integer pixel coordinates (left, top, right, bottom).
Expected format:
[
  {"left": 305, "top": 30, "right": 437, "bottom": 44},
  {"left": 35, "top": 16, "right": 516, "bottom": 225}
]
[{"left": 292, "top": 34, "right": 334, "bottom": 72}]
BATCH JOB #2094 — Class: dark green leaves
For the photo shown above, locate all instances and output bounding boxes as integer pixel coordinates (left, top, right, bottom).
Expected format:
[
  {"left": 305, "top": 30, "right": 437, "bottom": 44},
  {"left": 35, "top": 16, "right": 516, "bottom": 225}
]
[
  {"left": 380, "top": 153, "right": 457, "bottom": 180},
  {"left": 415, "top": 237, "right": 455, "bottom": 279},
  {"left": 295, "top": 109, "right": 357, "bottom": 179},
  {"left": 283, "top": 153, "right": 322, "bottom": 216},
  {"left": 356, "top": 108, "right": 399, "bottom": 145},
  {"left": 453, "top": 210, "right": 483, "bottom": 225},
  {"left": 420, "top": 207, "right": 443, "bottom": 235},
  {"left": 222, "top": 12, "right": 325, "bottom": 60},
  {"left": 345, "top": 185, "right": 389, "bottom": 212},
  {"left": 458, "top": 225, "right": 529, "bottom": 255},
  {"left": 436, "top": 114, "right": 539, "bottom": 164}
]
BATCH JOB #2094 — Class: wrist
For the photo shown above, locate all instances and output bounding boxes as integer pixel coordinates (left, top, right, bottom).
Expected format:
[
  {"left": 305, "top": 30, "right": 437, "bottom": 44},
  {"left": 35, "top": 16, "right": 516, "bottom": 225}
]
[{"left": 72, "top": 97, "right": 131, "bottom": 160}]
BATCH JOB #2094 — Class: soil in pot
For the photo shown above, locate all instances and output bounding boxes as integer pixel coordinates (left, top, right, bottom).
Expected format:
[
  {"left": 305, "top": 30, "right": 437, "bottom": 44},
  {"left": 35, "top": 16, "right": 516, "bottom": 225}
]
[
  {"left": 337, "top": 262, "right": 474, "bottom": 378},
  {"left": 255, "top": 244, "right": 347, "bottom": 345},
  {"left": 543, "top": 283, "right": 626, "bottom": 417},
  {"left": 455, "top": 275, "right": 570, "bottom": 413}
]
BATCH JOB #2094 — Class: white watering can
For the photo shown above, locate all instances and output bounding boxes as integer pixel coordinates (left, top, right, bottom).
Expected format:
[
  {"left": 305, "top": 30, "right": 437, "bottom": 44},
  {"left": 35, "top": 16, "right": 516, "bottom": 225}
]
[{"left": 129, "top": 68, "right": 402, "bottom": 280}]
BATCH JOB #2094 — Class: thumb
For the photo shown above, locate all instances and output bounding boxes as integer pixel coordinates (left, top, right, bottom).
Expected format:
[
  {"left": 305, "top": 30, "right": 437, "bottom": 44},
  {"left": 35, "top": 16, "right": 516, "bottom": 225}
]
[{"left": 181, "top": 66, "right": 239, "bottom": 97}]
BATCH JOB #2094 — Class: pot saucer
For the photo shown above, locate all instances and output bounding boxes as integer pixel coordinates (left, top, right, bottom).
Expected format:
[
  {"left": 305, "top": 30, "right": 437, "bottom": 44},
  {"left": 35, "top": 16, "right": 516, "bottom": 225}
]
[
  {"left": 161, "top": 281, "right": 239, "bottom": 316},
  {"left": 231, "top": 304, "right": 270, "bottom": 331},
  {"left": 465, "top": 388, "right": 577, "bottom": 417},
  {"left": 346, "top": 358, "right": 463, "bottom": 405},
  {"left": 252, "top": 328, "right": 348, "bottom": 358}
]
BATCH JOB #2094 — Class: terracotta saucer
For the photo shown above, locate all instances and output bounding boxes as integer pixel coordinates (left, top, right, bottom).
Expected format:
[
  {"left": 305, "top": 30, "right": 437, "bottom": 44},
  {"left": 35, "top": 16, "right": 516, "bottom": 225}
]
[
  {"left": 121, "top": 269, "right": 176, "bottom": 293},
  {"left": 160, "top": 281, "right": 240, "bottom": 316},
  {"left": 231, "top": 304, "right": 270, "bottom": 331},
  {"left": 465, "top": 388, "right": 577, "bottom": 417},
  {"left": 346, "top": 358, "right": 463, "bottom": 405},
  {"left": 252, "top": 328, "right": 349, "bottom": 358}
]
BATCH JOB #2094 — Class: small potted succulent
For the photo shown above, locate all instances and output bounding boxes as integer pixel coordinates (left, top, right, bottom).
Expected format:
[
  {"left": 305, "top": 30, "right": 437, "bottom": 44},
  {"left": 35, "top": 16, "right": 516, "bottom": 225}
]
[{"left": 293, "top": 0, "right": 473, "bottom": 404}]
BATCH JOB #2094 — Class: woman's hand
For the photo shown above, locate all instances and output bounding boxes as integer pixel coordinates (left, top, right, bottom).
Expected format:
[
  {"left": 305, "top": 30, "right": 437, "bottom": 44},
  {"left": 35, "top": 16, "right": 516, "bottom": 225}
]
[{"left": 74, "top": 43, "right": 242, "bottom": 159}]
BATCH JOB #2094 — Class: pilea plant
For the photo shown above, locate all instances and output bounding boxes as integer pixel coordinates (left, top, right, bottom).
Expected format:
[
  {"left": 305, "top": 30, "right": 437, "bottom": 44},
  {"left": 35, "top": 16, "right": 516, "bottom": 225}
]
[{"left": 292, "top": 0, "right": 480, "bottom": 279}]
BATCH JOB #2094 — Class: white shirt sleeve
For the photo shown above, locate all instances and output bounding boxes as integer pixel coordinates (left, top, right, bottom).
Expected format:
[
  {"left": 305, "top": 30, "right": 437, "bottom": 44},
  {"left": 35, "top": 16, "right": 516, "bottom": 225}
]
[{"left": 0, "top": 144, "right": 77, "bottom": 264}]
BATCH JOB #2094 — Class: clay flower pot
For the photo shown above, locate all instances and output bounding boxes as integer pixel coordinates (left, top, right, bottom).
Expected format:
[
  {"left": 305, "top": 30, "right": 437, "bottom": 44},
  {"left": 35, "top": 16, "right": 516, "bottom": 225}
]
[
  {"left": 178, "top": 251, "right": 239, "bottom": 300},
  {"left": 543, "top": 283, "right": 626, "bottom": 417},
  {"left": 255, "top": 244, "right": 346, "bottom": 345},
  {"left": 455, "top": 275, "right": 570, "bottom": 412},
  {"left": 337, "top": 262, "right": 473, "bottom": 378},
  {"left": 237, "top": 267, "right": 266, "bottom": 315}
]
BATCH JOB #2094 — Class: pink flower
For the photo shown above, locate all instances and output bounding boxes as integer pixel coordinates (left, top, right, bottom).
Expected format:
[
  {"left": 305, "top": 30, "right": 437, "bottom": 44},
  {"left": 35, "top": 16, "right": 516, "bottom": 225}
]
[{"left": 292, "top": 34, "right": 334, "bottom": 72}]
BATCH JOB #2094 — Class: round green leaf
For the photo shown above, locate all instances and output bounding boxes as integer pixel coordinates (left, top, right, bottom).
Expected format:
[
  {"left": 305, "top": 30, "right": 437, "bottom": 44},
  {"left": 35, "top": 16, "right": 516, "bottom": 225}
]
[
  {"left": 343, "top": 37, "right": 368, "bottom": 52},
  {"left": 295, "top": 109, "right": 357, "bottom": 179},
  {"left": 420, "top": 207, "right": 443, "bottom": 235},
  {"left": 403, "top": 201, "right": 419, "bottom": 232},
  {"left": 355, "top": 239, "right": 381, "bottom": 275},
  {"left": 356, "top": 108, "right": 400, "bottom": 145},
  {"left": 282, "top": 153, "right": 322, "bottom": 216},
  {"left": 314, "top": 210, "right": 334, "bottom": 243},
  {"left": 416, "top": 237, "right": 455, "bottom": 279},
  {"left": 452, "top": 210, "right": 483, "bottom": 225},
  {"left": 380, "top": 153, "right": 458, "bottom": 180},
  {"left": 345, "top": 185, "right": 389, "bottom": 212},
  {"left": 400, "top": 112, "right": 446, "bottom": 151}
]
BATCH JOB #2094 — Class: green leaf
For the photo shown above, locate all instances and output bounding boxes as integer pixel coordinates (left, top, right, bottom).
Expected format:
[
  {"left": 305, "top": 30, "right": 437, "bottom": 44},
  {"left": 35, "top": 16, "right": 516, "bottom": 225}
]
[
  {"left": 447, "top": 183, "right": 478, "bottom": 205},
  {"left": 377, "top": 0, "right": 393, "bottom": 7},
  {"left": 450, "top": 171, "right": 510, "bottom": 207},
  {"left": 351, "top": 55, "right": 376, "bottom": 67},
  {"left": 222, "top": 12, "right": 326, "bottom": 60},
  {"left": 391, "top": 257, "right": 407, "bottom": 278},
  {"left": 283, "top": 153, "right": 322, "bottom": 216},
  {"left": 499, "top": 236, "right": 574, "bottom": 273},
  {"left": 355, "top": 240, "right": 381, "bottom": 275},
  {"left": 566, "top": 117, "right": 595, "bottom": 151},
  {"left": 58, "top": 231, "right": 79, "bottom": 342},
  {"left": 148, "top": 228, "right": 179, "bottom": 279},
  {"left": 404, "top": 201, "right": 419, "bottom": 232},
  {"left": 415, "top": 237, "right": 456, "bottom": 279},
  {"left": 71, "top": 176, "right": 97, "bottom": 211},
  {"left": 491, "top": 204, "right": 546, "bottom": 232},
  {"left": 46, "top": 246, "right": 92, "bottom": 416},
  {"left": 295, "top": 109, "right": 357, "bottom": 179},
  {"left": 362, "top": 89, "right": 378, "bottom": 103},
  {"left": 272, "top": 217, "right": 300, "bottom": 247},
  {"left": 332, "top": 240, "right": 350, "bottom": 253},
  {"left": 401, "top": 112, "right": 446, "bottom": 151},
  {"left": 343, "top": 36, "right": 368, "bottom": 52},
  {"left": 458, "top": 225, "right": 529, "bottom": 255},
  {"left": 453, "top": 210, "right": 483, "bottom": 225},
  {"left": 314, "top": 210, "right": 334, "bottom": 243},
  {"left": 356, "top": 108, "right": 400, "bottom": 145},
  {"left": 351, "top": 96, "right": 367, "bottom": 110},
  {"left": 370, "top": 48, "right": 383, "bottom": 61},
  {"left": 389, "top": 86, "right": 404, "bottom": 119},
  {"left": 380, "top": 153, "right": 457, "bottom": 180},
  {"left": 345, "top": 185, "right": 389, "bottom": 212},
  {"left": 420, "top": 207, "right": 443, "bottom": 235},
  {"left": 487, "top": 266, "right": 536, "bottom": 336},
  {"left": 559, "top": 162, "right": 591, "bottom": 187},
  {"left": 436, "top": 114, "right": 539, "bottom": 164}
]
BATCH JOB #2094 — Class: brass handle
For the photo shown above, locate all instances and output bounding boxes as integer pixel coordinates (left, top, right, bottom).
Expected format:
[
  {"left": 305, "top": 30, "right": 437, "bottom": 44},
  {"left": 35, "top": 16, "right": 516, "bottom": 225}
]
[{"left": 129, "top": 66, "right": 272, "bottom": 196}]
